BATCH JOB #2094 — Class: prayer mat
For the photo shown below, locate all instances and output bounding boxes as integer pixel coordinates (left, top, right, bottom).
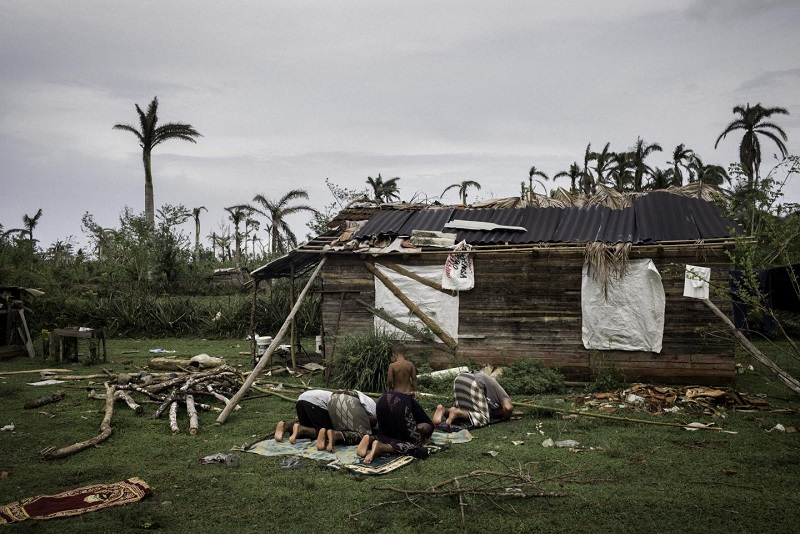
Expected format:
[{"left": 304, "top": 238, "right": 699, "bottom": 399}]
[
  {"left": 0, "top": 477, "right": 151, "bottom": 525},
  {"left": 430, "top": 428, "right": 473, "bottom": 444},
  {"left": 326, "top": 444, "right": 443, "bottom": 476},
  {"left": 246, "top": 438, "right": 360, "bottom": 464}
]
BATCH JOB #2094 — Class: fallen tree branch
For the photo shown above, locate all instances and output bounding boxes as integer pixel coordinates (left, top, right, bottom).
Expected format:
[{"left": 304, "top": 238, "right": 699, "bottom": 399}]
[
  {"left": 24, "top": 390, "right": 66, "bottom": 409},
  {"left": 39, "top": 383, "right": 115, "bottom": 460}
]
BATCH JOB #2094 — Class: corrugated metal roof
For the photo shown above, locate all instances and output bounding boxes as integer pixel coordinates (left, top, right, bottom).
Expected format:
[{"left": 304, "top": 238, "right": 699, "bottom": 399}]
[
  {"left": 397, "top": 208, "right": 455, "bottom": 236},
  {"left": 354, "top": 210, "right": 413, "bottom": 238},
  {"left": 349, "top": 193, "right": 735, "bottom": 247},
  {"left": 634, "top": 192, "right": 700, "bottom": 243}
]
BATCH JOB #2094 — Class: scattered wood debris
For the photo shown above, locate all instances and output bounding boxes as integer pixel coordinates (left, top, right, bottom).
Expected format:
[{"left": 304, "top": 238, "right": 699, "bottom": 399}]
[
  {"left": 351, "top": 467, "right": 574, "bottom": 522},
  {"left": 575, "top": 384, "right": 786, "bottom": 415}
]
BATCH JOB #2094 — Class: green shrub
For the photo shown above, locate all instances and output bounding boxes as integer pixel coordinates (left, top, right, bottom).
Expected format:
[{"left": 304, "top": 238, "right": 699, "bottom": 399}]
[
  {"left": 586, "top": 361, "right": 628, "bottom": 393},
  {"left": 333, "top": 330, "right": 397, "bottom": 392},
  {"left": 497, "top": 358, "right": 565, "bottom": 395}
]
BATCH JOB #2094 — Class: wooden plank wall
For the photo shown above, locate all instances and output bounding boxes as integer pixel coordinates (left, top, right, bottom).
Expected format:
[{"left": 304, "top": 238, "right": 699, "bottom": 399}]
[{"left": 321, "top": 247, "right": 737, "bottom": 386}]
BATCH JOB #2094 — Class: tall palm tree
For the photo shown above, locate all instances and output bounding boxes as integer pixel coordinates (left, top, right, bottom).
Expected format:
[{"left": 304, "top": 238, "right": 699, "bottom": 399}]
[
  {"left": 646, "top": 167, "right": 674, "bottom": 190},
  {"left": 608, "top": 152, "right": 633, "bottom": 192},
  {"left": 554, "top": 163, "right": 583, "bottom": 194},
  {"left": 715, "top": 103, "right": 789, "bottom": 188},
  {"left": 366, "top": 174, "right": 401, "bottom": 203},
  {"left": 581, "top": 143, "right": 597, "bottom": 195},
  {"left": 22, "top": 208, "right": 43, "bottom": 244},
  {"left": 441, "top": 180, "right": 482, "bottom": 205},
  {"left": 251, "top": 189, "right": 318, "bottom": 255},
  {"left": 526, "top": 166, "right": 549, "bottom": 198},
  {"left": 592, "top": 142, "right": 616, "bottom": 189},
  {"left": 668, "top": 143, "right": 694, "bottom": 187},
  {"left": 113, "top": 96, "right": 202, "bottom": 227},
  {"left": 191, "top": 206, "right": 206, "bottom": 264},
  {"left": 629, "top": 137, "right": 663, "bottom": 192},
  {"left": 224, "top": 205, "right": 251, "bottom": 267},
  {"left": 689, "top": 155, "right": 730, "bottom": 187}
]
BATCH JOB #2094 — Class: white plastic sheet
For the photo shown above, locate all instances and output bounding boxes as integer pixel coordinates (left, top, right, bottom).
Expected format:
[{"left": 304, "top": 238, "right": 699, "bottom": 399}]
[
  {"left": 581, "top": 259, "right": 665, "bottom": 353},
  {"left": 683, "top": 264, "right": 711, "bottom": 299},
  {"left": 374, "top": 263, "right": 459, "bottom": 343}
]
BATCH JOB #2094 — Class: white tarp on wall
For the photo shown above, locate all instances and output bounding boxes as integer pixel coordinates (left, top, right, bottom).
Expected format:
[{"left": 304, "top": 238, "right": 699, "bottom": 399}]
[
  {"left": 374, "top": 263, "right": 459, "bottom": 343},
  {"left": 581, "top": 259, "right": 665, "bottom": 353}
]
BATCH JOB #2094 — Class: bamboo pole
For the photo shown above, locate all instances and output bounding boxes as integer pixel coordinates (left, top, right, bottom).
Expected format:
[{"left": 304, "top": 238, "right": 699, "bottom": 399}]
[
  {"left": 363, "top": 261, "right": 458, "bottom": 352},
  {"left": 216, "top": 257, "right": 327, "bottom": 424},
  {"left": 290, "top": 264, "right": 296, "bottom": 370},
  {"left": 702, "top": 298, "right": 800, "bottom": 396}
]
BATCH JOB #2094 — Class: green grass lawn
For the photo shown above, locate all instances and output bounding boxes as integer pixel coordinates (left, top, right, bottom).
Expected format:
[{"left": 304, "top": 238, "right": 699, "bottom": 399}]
[{"left": 1, "top": 338, "right": 799, "bottom": 533}]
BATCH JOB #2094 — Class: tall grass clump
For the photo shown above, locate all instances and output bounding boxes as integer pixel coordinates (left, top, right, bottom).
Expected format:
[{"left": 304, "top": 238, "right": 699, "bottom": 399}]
[
  {"left": 334, "top": 330, "right": 397, "bottom": 392},
  {"left": 497, "top": 358, "right": 565, "bottom": 395},
  {"left": 585, "top": 360, "right": 628, "bottom": 393}
]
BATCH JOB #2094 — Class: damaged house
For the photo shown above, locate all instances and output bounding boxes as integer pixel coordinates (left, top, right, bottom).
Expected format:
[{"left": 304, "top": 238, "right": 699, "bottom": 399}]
[{"left": 253, "top": 185, "right": 740, "bottom": 386}]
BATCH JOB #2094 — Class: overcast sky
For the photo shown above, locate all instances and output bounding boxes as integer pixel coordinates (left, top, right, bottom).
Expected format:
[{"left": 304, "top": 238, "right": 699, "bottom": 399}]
[{"left": 2, "top": 0, "right": 799, "bottom": 252}]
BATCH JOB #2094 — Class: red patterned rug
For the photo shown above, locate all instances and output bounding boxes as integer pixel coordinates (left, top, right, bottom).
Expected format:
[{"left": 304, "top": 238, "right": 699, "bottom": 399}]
[{"left": 0, "top": 477, "right": 151, "bottom": 524}]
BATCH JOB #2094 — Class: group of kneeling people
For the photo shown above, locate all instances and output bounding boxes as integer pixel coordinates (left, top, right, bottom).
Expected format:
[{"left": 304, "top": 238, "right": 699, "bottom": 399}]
[{"left": 274, "top": 344, "right": 513, "bottom": 463}]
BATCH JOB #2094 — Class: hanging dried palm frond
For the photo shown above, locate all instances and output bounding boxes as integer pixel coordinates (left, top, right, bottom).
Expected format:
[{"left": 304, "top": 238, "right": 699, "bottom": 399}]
[
  {"left": 671, "top": 182, "right": 730, "bottom": 202},
  {"left": 583, "top": 242, "right": 632, "bottom": 296}
]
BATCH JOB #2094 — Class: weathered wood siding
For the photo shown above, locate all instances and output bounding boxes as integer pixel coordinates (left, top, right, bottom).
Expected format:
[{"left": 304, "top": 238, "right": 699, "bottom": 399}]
[{"left": 321, "top": 247, "right": 736, "bottom": 386}]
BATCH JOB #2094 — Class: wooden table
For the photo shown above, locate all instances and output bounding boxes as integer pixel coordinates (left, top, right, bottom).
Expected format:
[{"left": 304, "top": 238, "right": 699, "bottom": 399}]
[{"left": 53, "top": 328, "right": 106, "bottom": 363}]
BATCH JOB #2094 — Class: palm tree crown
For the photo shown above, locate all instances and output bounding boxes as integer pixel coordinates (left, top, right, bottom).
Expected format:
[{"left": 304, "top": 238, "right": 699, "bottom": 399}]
[
  {"left": 113, "top": 96, "right": 202, "bottom": 226},
  {"left": 668, "top": 144, "right": 694, "bottom": 187},
  {"left": 366, "top": 174, "right": 401, "bottom": 203},
  {"left": 251, "top": 189, "right": 318, "bottom": 255},
  {"left": 715, "top": 103, "right": 789, "bottom": 187},
  {"left": 441, "top": 180, "right": 482, "bottom": 205},
  {"left": 629, "top": 137, "right": 663, "bottom": 192}
]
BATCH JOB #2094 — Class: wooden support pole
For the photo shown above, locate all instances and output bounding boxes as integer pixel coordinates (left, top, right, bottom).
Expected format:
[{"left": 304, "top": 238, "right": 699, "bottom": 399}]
[
  {"left": 355, "top": 299, "right": 456, "bottom": 356},
  {"left": 216, "top": 257, "right": 327, "bottom": 424},
  {"left": 376, "top": 259, "right": 455, "bottom": 296},
  {"left": 290, "top": 264, "right": 296, "bottom": 370},
  {"left": 702, "top": 298, "right": 800, "bottom": 396},
  {"left": 363, "top": 261, "right": 458, "bottom": 352}
]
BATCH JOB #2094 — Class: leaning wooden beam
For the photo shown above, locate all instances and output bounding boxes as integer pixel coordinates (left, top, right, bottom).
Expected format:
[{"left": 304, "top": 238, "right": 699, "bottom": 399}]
[
  {"left": 355, "top": 299, "right": 456, "bottom": 356},
  {"left": 376, "top": 259, "right": 455, "bottom": 296},
  {"left": 39, "top": 383, "right": 116, "bottom": 460},
  {"left": 216, "top": 257, "right": 327, "bottom": 424},
  {"left": 703, "top": 298, "right": 800, "bottom": 396},
  {"left": 363, "top": 261, "right": 458, "bottom": 352}
]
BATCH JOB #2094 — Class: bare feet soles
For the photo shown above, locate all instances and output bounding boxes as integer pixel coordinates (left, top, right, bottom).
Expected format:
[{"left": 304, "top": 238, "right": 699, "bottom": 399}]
[
  {"left": 316, "top": 428, "right": 327, "bottom": 450},
  {"left": 326, "top": 429, "right": 335, "bottom": 453},
  {"left": 289, "top": 423, "right": 299, "bottom": 444},
  {"left": 433, "top": 404, "right": 445, "bottom": 426},
  {"left": 446, "top": 407, "right": 458, "bottom": 427},
  {"left": 356, "top": 435, "right": 371, "bottom": 458},
  {"left": 364, "top": 439, "right": 380, "bottom": 464},
  {"left": 274, "top": 421, "right": 285, "bottom": 442}
]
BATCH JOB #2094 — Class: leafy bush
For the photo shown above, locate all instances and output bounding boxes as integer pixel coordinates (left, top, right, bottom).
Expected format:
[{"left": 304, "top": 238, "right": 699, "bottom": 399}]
[
  {"left": 586, "top": 361, "right": 628, "bottom": 393},
  {"left": 334, "top": 330, "right": 397, "bottom": 392},
  {"left": 497, "top": 358, "right": 565, "bottom": 395}
]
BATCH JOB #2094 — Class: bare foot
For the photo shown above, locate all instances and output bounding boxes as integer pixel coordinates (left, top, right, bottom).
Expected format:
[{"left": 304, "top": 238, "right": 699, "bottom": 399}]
[
  {"left": 433, "top": 404, "right": 445, "bottom": 426},
  {"left": 289, "top": 423, "right": 299, "bottom": 444},
  {"left": 356, "top": 434, "right": 371, "bottom": 457},
  {"left": 363, "top": 439, "right": 380, "bottom": 464},
  {"left": 445, "top": 406, "right": 458, "bottom": 427},
  {"left": 274, "top": 421, "right": 285, "bottom": 442},
  {"left": 316, "top": 428, "right": 327, "bottom": 450},
  {"left": 326, "top": 429, "right": 336, "bottom": 452}
]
